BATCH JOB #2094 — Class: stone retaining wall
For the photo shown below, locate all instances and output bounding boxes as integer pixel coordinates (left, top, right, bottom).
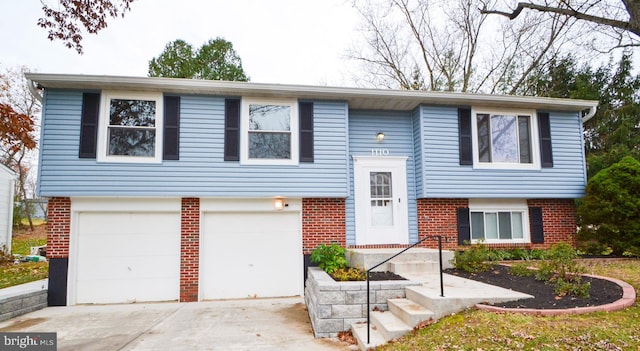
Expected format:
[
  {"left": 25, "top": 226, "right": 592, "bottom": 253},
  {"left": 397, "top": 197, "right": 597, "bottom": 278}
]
[
  {"left": 305, "top": 267, "right": 420, "bottom": 338},
  {"left": 0, "top": 289, "right": 48, "bottom": 321}
]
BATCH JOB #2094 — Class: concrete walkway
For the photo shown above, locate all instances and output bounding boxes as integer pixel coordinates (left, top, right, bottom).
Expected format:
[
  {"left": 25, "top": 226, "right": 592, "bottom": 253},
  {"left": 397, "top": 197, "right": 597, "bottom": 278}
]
[{"left": 0, "top": 297, "right": 351, "bottom": 351}]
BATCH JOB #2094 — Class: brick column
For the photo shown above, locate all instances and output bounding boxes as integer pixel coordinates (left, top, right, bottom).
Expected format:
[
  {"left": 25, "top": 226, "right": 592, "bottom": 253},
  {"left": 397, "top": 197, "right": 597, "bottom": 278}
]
[
  {"left": 47, "top": 197, "right": 71, "bottom": 258},
  {"left": 47, "top": 197, "right": 71, "bottom": 306},
  {"left": 302, "top": 198, "right": 346, "bottom": 254},
  {"left": 180, "top": 197, "right": 200, "bottom": 302}
]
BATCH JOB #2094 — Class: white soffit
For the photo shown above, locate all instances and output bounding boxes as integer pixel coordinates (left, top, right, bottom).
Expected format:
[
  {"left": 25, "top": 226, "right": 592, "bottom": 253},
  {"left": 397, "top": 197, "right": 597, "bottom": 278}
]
[{"left": 25, "top": 73, "right": 599, "bottom": 113}]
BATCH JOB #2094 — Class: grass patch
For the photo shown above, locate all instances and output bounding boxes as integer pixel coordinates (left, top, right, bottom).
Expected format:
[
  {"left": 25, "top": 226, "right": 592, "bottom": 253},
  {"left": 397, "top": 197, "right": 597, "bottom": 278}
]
[
  {"left": 0, "top": 262, "right": 48, "bottom": 289},
  {"left": 11, "top": 236, "right": 47, "bottom": 256},
  {"left": 0, "top": 223, "right": 49, "bottom": 289},
  {"left": 379, "top": 259, "right": 640, "bottom": 351}
]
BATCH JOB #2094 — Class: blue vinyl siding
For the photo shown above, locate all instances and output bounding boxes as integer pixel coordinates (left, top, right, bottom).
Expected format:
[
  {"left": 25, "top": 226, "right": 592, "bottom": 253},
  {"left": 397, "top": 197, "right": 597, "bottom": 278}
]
[
  {"left": 345, "top": 111, "right": 419, "bottom": 245},
  {"left": 420, "top": 105, "right": 587, "bottom": 198},
  {"left": 38, "top": 90, "right": 349, "bottom": 197}
]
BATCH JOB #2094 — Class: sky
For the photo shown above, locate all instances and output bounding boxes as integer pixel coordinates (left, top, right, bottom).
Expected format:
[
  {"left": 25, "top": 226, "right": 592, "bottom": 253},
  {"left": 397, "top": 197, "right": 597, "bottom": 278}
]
[{"left": 0, "top": 0, "right": 361, "bottom": 86}]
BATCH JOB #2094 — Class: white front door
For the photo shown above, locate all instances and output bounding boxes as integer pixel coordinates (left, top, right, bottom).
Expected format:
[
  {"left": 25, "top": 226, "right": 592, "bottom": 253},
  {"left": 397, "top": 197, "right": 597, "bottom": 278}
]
[{"left": 354, "top": 156, "right": 409, "bottom": 245}]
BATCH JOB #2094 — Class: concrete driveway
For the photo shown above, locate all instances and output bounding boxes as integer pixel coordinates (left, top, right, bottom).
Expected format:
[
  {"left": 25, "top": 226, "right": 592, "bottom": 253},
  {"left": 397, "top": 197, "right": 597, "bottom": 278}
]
[{"left": 0, "top": 297, "right": 351, "bottom": 351}]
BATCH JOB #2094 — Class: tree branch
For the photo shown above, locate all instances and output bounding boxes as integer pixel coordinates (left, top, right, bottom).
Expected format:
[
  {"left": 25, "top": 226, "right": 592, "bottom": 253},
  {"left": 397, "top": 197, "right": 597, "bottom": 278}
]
[{"left": 480, "top": 2, "right": 638, "bottom": 36}]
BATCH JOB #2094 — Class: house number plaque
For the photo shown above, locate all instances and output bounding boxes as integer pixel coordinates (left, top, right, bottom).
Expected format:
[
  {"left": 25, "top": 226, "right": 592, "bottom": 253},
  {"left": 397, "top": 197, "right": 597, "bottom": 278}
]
[{"left": 371, "top": 148, "right": 390, "bottom": 156}]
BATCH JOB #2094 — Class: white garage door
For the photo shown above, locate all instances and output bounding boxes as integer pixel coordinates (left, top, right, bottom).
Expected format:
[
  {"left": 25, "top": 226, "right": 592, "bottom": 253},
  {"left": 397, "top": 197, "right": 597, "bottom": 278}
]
[
  {"left": 201, "top": 212, "right": 302, "bottom": 300},
  {"left": 75, "top": 212, "right": 180, "bottom": 304}
]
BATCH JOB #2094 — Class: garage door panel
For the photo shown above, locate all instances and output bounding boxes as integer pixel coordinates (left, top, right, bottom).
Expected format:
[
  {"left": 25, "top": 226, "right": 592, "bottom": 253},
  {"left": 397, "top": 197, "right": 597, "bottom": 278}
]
[
  {"left": 76, "top": 278, "right": 179, "bottom": 304},
  {"left": 201, "top": 212, "right": 302, "bottom": 300},
  {"left": 77, "top": 256, "right": 179, "bottom": 280},
  {"left": 75, "top": 211, "right": 180, "bottom": 304},
  {"left": 77, "top": 233, "right": 179, "bottom": 258}
]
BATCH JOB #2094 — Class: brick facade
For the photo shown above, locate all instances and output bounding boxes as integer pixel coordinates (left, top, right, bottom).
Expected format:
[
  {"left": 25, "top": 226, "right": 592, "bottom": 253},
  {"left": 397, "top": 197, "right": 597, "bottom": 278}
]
[
  {"left": 527, "top": 198, "right": 577, "bottom": 249},
  {"left": 47, "top": 197, "right": 71, "bottom": 258},
  {"left": 417, "top": 198, "right": 469, "bottom": 250},
  {"left": 415, "top": 198, "right": 577, "bottom": 250},
  {"left": 302, "top": 198, "right": 346, "bottom": 254},
  {"left": 180, "top": 197, "right": 200, "bottom": 302}
]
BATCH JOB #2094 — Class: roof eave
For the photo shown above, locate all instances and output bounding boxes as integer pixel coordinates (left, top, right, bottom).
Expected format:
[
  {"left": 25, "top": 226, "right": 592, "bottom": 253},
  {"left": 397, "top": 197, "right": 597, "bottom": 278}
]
[{"left": 25, "top": 73, "right": 599, "bottom": 113}]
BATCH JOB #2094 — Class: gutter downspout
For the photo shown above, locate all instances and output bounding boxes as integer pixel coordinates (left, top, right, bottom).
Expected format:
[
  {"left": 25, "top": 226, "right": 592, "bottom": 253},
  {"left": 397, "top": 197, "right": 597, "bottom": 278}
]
[
  {"left": 582, "top": 105, "right": 597, "bottom": 123},
  {"left": 27, "top": 78, "right": 43, "bottom": 103}
]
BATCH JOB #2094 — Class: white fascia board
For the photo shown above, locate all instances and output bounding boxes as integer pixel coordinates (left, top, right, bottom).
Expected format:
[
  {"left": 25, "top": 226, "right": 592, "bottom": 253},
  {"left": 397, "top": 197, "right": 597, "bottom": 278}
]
[{"left": 25, "top": 73, "right": 599, "bottom": 113}]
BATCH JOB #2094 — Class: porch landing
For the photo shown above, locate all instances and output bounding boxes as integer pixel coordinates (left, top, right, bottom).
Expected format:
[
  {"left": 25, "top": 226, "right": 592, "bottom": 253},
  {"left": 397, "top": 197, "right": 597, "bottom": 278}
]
[{"left": 346, "top": 248, "right": 455, "bottom": 272}]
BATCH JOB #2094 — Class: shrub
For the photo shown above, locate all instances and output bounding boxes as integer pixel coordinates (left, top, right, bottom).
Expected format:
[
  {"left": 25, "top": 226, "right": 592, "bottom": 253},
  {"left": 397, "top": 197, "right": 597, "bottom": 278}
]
[
  {"left": 310, "top": 243, "right": 348, "bottom": 274},
  {"left": 578, "top": 156, "right": 640, "bottom": 256},
  {"left": 452, "top": 242, "right": 493, "bottom": 273},
  {"left": 535, "top": 242, "right": 590, "bottom": 298},
  {"left": 510, "top": 262, "right": 535, "bottom": 277},
  {"left": 331, "top": 267, "right": 367, "bottom": 281}
]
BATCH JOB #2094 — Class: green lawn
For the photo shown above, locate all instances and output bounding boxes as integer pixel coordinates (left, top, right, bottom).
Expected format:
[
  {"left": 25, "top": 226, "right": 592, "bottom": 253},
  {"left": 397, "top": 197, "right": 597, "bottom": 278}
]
[
  {"left": 379, "top": 259, "right": 640, "bottom": 351},
  {"left": 0, "top": 224, "right": 48, "bottom": 289}
]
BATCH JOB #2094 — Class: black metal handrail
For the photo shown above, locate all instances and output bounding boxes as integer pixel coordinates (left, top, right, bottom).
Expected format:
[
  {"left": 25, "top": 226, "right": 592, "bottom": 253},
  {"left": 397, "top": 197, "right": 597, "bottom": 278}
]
[{"left": 366, "top": 235, "right": 445, "bottom": 345}]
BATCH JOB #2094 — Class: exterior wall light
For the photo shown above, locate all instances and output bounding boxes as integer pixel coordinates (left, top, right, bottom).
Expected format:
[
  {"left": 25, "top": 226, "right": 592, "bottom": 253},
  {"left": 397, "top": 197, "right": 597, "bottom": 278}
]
[
  {"left": 376, "top": 132, "right": 385, "bottom": 142},
  {"left": 274, "top": 198, "right": 285, "bottom": 211}
]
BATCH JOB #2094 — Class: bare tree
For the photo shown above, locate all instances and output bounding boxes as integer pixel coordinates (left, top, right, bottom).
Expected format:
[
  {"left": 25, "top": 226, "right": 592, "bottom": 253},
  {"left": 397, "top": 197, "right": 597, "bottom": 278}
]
[
  {"left": 481, "top": 1, "right": 640, "bottom": 50},
  {"left": 349, "top": 0, "right": 581, "bottom": 93}
]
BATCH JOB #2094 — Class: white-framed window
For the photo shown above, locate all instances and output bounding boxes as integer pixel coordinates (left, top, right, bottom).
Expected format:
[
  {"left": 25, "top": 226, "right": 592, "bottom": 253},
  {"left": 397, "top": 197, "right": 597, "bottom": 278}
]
[
  {"left": 240, "top": 98, "right": 298, "bottom": 165},
  {"left": 472, "top": 108, "right": 539, "bottom": 169},
  {"left": 469, "top": 199, "right": 530, "bottom": 244},
  {"left": 97, "top": 91, "right": 163, "bottom": 163}
]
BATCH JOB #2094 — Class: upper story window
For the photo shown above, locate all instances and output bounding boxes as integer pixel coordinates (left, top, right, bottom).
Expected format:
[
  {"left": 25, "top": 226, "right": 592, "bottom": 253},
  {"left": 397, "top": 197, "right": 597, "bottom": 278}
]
[
  {"left": 472, "top": 109, "right": 539, "bottom": 169},
  {"left": 97, "top": 91, "right": 163, "bottom": 163},
  {"left": 241, "top": 98, "right": 298, "bottom": 165}
]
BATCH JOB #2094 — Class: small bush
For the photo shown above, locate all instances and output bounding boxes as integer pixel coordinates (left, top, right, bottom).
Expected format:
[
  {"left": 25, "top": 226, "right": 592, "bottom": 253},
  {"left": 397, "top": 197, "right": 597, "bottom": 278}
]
[
  {"left": 510, "top": 262, "right": 535, "bottom": 277},
  {"left": 536, "top": 242, "right": 590, "bottom": 298},
  {"left": 310, "top": 243, "right": 348, "bottom": 274},
  {"left": 331, "top": 267, "right": 366, "bottom": 281},
  {"left": 555, "top": 278, "right": 591, "bottom": 298},
  {"left": 452, "top": 242, "right": 493, "bottom": 273}
]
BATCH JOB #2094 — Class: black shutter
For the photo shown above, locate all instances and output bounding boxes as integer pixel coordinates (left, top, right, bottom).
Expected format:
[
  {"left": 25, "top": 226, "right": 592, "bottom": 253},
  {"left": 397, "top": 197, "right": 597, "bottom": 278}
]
[
  {"left": 299, "top": 101, "right": 314, "bottom": 162},
  {"left": 163, "top": 96, "right": 180, "bottom": 160},
  {"left": 79, "top": 92, "right": 100, "bottom": 158},
  {"left": 458, "top": 108, "right": 473, "bottom": 165},
  {"left": 538, "top": 112, "right": 553, "bottom": 168},
  {"left": 224, "top": 98, "right": 241, "bottom": 161},
  {"left": 457, "top": 207, "right": 471, "bottom": 245},
  {"left": 530, "top": 206, "right": 544, "bottom": 243}
]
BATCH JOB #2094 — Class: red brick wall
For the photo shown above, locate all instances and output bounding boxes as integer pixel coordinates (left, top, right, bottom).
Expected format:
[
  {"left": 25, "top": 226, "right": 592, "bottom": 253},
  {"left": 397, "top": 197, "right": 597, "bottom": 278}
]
[
  {"left": 47, "top": 197, "right": 71, "bottom": 258},
  {"left": 180, "top": 197, "right": 200, "bottom": 302},
  {"left": 416, "top": 198, "right": 577, "bottom": 250},
  {"left": 528, "top": 199, "right": 577, "bottom": 249},
  {"left": 302, "top": 198, "right": 346, "bottom": 254},
  {"left": 417, "top": 198, "right": 469, "bottom": 250}
]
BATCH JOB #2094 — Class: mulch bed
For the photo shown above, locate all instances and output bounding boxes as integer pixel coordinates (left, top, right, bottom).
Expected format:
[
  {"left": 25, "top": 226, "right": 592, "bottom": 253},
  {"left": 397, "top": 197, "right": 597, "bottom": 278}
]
[
  {"left": 368, "top": 271, "right": 406, "bottom": 281},
  {"left": 444, "top": 265, "right": 623, "bottom": 309}
]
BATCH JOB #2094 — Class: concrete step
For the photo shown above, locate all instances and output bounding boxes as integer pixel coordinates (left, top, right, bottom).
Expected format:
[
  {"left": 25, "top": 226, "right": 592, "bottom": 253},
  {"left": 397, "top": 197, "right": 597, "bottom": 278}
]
[
  {"left": 404, "top": 276, "right": 533, "bottom": 320},
  {"left": 351, "top": 322, "right": 386, "bottom": 351},
  {"left": 370, "top": 310, "right": 412, "bottom": 341},
  {"left": 388, "top": 260, "right": 440, "bottom": 275},
  {"left": 346, "top": 248, "right": 454, "bottom": 272},
  {"left": 387, "top": 298, "right": 434, "bottom": 327}
]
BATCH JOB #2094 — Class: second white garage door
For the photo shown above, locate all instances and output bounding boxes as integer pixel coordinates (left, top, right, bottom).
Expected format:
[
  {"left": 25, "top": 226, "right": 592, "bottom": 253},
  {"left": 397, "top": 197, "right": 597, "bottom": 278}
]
[
  {"left": 201, "top": 211, "right": 302, "bottom": 300},
  {"left": 75, "top": 212, "right": 181, "bottom": 304}
]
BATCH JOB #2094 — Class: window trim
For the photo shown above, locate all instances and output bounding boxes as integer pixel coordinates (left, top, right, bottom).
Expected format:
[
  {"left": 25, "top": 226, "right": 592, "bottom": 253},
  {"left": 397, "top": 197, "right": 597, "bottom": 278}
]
[
  {"left": 240, "top": 98, "right": 299, "bottom": 165},
  {"left": 471, "top": 108, "right": 540, "bottom": 170},
  {"left": 468, "top": 199, "right": 531, "bottom": 244},
  {"left": 97, "top": 90, "right": 164, "bottom": 164}
]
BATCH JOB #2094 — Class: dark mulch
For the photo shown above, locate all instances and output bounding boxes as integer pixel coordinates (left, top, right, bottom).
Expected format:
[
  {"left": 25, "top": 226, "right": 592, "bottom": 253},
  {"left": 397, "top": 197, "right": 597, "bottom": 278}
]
[
  {"left": 444, "top": 265, "right": 623, "bottom": 309},
  {"left": 369, "top": 271, "right": 406, "bottom": 281}
]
